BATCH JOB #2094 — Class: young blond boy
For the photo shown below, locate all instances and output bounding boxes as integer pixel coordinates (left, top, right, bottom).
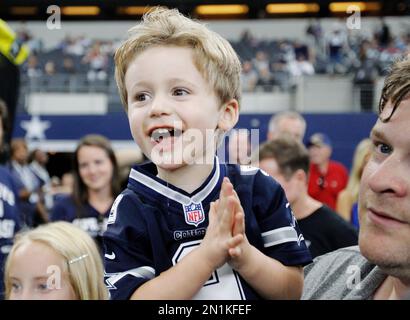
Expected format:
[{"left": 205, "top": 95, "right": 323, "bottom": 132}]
[{"left": 103, "top": 7, "right": 311, "bottom": 300}]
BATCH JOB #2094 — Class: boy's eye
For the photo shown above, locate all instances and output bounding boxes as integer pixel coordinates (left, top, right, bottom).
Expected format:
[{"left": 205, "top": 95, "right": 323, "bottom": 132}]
[
  {"left": 173, "top": 88, "right": 189, "bottom": 96},
  {"left": 135, "top": 93, "right": 149, "bottom": 101}
]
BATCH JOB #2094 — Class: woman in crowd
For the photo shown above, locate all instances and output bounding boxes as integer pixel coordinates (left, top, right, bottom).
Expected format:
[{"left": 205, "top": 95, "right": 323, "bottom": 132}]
[
  {"left": 336, "top": 138, "right": 372, "bottom": 228},
  {"left": 51, "top": 134, "right": 121, "bottom": 250}
]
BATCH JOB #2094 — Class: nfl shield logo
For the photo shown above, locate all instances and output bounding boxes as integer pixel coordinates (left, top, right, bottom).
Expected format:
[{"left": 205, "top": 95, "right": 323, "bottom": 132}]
[{"left": 183, "top": 202, "right": 205, "bottom": 227}]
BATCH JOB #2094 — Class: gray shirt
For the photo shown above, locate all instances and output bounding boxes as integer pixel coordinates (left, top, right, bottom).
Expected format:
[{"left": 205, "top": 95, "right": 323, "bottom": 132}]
[{"left": 302, "top": 246, "right": 387, "bottom": 300}]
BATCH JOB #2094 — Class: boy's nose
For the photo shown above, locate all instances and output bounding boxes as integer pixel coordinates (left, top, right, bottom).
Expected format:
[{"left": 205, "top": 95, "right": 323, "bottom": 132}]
[{"left": 149, "top": 96, "right": 172, "bottom": 117}]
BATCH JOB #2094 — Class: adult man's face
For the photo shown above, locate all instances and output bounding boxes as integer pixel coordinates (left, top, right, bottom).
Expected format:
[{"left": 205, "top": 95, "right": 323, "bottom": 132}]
[
  {"left": 277, "top": 118, "right": 305, "bottom": 142},
  {"left": 259, "top": 158, "right": 300, "bottom": 205},
  {"left": 359, "top": 98, "right": 410, "bottom": 282},
  {"left": 268, "top": 118, "right": 305, "bottom": 142},
  {"left": 308, "top": 144, "right": 331, "bottom": 166}
]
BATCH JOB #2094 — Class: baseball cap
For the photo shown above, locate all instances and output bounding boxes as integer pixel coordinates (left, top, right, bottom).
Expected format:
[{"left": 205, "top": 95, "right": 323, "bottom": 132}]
[{"left": 306, "top": 133, "right": 332, "bottom": 148}]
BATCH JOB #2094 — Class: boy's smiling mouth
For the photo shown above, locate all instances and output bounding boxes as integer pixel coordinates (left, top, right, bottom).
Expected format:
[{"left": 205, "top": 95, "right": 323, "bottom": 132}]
[{"left": 150, "top": 127, "right": 183, "bottom": 144}]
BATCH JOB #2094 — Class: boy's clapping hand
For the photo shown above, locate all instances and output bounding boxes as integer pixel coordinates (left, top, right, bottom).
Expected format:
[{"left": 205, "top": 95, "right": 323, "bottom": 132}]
[{"left": 200, "top": 177, "right": 243, "bottom": 270}]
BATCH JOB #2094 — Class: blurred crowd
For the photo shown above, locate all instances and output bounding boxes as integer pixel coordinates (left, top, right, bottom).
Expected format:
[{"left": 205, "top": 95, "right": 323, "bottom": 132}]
[{"left": 15, "top": 19, "right": 410, "bottom": 93}]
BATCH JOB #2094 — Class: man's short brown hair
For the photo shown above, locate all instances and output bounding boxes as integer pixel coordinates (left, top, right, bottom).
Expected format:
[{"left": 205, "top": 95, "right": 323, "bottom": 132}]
[
  {"left": 257, "top": 135, "right": 310, "bottom": 179},
  {"left": 379, "top": 55, "right": 410, "bottom": 122}
]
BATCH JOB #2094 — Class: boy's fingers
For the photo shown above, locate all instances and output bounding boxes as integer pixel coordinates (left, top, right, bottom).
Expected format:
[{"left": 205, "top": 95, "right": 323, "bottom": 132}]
[
  {"left": 208, "top": 202, "right": 217, "bottom": 227},
  {"left": 219, "top": 178, "right": 233, "bottom": 206},
  {"left": 217, "top": 181, "right": 228, "bottom": 216},
  {"left": 219, "top": 196, "right": 235, "bottom": 232},
  {"left": 228, "top": 234, "right": 243, "bottom": 248},
  {"left": 229, "top": 246, "right": 242, "bottom": 258},
  {"left": 232, "top": 211, "right": 244, "bottom": 236}
]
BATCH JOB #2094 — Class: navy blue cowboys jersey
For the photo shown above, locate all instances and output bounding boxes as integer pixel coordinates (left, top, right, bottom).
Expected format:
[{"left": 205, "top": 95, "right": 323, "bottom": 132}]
[
  {"left": 51, "top": 195, "right": 109, "bottom": 239},
  {"left": 0, "top": 166, "right": 21, "bottom": 299},
  {"left": 51, "top": 195, "right": 109, "bottom": 252},
  {"left": 103, "top": 157, "right": 312, "bottom": 300}
]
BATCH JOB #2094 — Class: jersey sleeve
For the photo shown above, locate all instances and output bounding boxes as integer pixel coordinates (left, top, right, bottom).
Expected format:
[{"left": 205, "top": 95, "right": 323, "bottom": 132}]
[
  {"left": 102, "top": 191, "right": 155, "bottom": 300},
  {"left": 251, "top": 170, "right": 312, "bottom": 266}
]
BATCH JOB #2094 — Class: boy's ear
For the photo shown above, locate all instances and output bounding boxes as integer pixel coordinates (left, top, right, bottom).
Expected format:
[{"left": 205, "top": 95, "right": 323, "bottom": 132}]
[{"left": 218, "top": 99, "right": 239, "bottom": 132}]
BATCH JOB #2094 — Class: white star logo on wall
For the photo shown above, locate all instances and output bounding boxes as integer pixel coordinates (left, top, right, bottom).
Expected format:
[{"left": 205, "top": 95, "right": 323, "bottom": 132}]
[{"left": 21, "top": 115, "right": 51, "bottom": 140}]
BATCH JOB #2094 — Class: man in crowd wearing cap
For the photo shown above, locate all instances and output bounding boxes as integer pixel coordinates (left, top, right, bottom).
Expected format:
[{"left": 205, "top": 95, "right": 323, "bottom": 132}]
[{"left": 307, "top": 133, "right": 348, "bottom": 210}]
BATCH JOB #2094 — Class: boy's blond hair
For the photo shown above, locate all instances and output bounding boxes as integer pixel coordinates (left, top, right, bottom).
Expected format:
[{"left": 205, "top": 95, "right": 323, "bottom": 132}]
[
  {"left": 115, "top": 7, "right": 242, "bottom": 111},
  {"left": 4, "top": 222, "right": 108, "bottom": 300}
]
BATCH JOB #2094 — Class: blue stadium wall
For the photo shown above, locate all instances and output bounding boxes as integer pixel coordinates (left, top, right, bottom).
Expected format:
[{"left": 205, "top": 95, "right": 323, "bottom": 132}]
[{"left": 13, "top": 112, "right": 377, "bottom": 170}]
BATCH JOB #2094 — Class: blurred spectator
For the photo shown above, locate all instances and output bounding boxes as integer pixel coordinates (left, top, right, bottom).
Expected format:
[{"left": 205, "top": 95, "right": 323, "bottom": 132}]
[
  {"left": 51, "top": 172, "right": 75, "bottom": 199},
  {"left": 354, "top": 42, "right": 379, "bottom": 111},
  {"left": 17, "top": 26, "right": 410, "bottom": 95},
  {"left": 0, "top": 19, "right": 29, "bottom": 150},
  {"left": 44, "top": 60, "right": 56, "bottom": 76},
  {"left": 267, "top": 111, "right": 306, "bottom": 142},
  {"left": 253, "top": 50, "right": 270, "bottom": 74},
  {"left": 277, "top": 41, "right": 296, "bottom": 63},
  {"left": 62, "top": 56, "right": 76, "bottom": 74},
  {"left": 241, "top": 60, "right": 258, "bottom": 92},
  {"left": 0, "top": 99, "right": 10, "bottom": 164},
  {"left": 256, "top": 136, "right": 358, "bottom": 258},
  {"left": 8, "top": 139, "right": 48, "bottom": 227},
  {"left": 239, "top": 29, "right": 258, "bottom": 49},
  {"left": 0, "top": 102, "right": 21, "bottom": 300},
  {"left": 336, "top": 138, "right": 372, "bottom": 228},
  {"left": 307, "top": 133, "right": 348, "bottom": 210},
  {"left": 256, "top": 66, "right": 274, "bottom": 92},
  {"left": 326, "top": 23, "right": 349, "bottom": 74},
  {"left": 29, "top": 149, "right": 53, "bottom": 210},
  {"left": 306, "top": 19, "right": 323, "bottom": 48},
  {"left": 293, "top": 40, "right": 310, "bottom": 62},
  {"left": 375, "top": 19, "right": 391, "bottom": 48},
  {"left": 25, "top": 55, "right": 42, "bottom": 78},
  {"left": 82, "top": 42, "right": 108, "bottom": 81},
  {"left": 51, "top": 135, "right": 121, "bottom": 251},
  {"left": 288, "top": 55, "right": 315, "bottom": 78}
]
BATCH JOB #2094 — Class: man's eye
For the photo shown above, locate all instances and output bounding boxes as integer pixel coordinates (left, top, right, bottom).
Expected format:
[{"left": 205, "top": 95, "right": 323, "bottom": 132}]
[{"left": 375, "top": 142, "right": 392, "bottom": 154}]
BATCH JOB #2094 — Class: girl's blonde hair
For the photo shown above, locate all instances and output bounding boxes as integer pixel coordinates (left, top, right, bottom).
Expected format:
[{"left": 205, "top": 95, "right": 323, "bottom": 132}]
[
  {"left": 114, "top": 7, "right": 242, "bottom": 111},
  {"left": 4, "top": 222, "right": 108, "bottom": 300},
  {"left": 345, "top": 138, "right": 373, "bottom": 201}
]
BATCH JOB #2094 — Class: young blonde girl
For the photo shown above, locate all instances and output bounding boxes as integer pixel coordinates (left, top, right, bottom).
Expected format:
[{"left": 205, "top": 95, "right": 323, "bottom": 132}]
[{"left": 4, "top": 221, "right": 108, "bottom": 300}]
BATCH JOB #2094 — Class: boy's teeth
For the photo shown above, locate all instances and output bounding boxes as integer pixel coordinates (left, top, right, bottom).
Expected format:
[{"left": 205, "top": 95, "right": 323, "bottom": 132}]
[
  {"left": 173, "top": 128, "right": 182, "bottom": 137},
  {"left": 151, "top": 128, "right": 172, "bottom": 142}
]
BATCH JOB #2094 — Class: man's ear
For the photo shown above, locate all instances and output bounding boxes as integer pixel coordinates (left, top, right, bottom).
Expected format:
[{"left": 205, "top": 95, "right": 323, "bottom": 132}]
[
  {"left": 218, "top": 99, "right": 239, "bottom": 132},
  {"left": 295, "top": 169, "right": 307, "bottom": 184}
]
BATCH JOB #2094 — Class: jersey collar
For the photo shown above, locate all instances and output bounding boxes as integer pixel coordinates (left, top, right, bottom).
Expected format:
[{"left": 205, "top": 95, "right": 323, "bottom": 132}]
[{"left": 128, "top": 157, "right": 224, "bottom": 206}]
